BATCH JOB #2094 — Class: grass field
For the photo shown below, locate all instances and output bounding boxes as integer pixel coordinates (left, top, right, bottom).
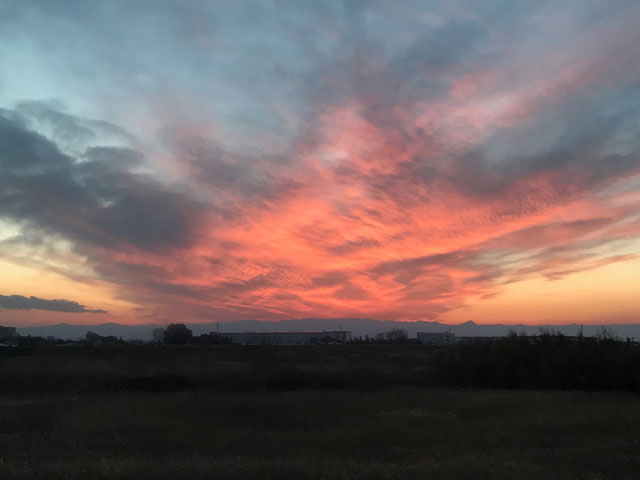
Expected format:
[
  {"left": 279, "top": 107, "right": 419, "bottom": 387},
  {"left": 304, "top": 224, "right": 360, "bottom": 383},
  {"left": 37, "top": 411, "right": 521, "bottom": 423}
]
[{"left": 1, "top": 345, "right": 639, "bottom": 479}]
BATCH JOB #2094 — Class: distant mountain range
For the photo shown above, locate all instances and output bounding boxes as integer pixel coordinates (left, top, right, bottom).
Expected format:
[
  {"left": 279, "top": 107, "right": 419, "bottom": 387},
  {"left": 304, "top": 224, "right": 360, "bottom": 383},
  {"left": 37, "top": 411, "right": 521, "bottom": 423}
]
[{"left": 14, "top": 318, "right": 640, "bottom": 341}]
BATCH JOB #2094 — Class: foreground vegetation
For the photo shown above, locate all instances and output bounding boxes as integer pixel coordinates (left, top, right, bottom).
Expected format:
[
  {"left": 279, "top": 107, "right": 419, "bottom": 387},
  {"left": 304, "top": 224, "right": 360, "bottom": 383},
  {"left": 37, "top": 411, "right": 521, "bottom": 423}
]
[
  {"left": 2, "top": 332, "right": 640, "bottom": 394},
  {"left": 1, "top": 388, "right": 639, "bottom": 479},
  {"left": 2, "top": 340, "right": 640, "bottom": 478},
  {"left": 431, "top": 331, "right": 640, "bottom": 392}
]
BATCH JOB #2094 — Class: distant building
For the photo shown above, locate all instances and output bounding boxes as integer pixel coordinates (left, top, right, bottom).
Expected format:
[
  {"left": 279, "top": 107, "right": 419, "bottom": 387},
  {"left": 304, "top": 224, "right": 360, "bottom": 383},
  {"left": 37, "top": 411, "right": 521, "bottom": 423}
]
[
  {"left": 327, "top": 330, "right": 352, "bottom": 343},
  {"left": 217, "top": 330, "right": 352, "bottom": 345},
  {"left": 417, "top": 331, "right": 455, "bottom": 345},
  {"left": 0, "top": 326, "right": 17, "bottom": 339}
]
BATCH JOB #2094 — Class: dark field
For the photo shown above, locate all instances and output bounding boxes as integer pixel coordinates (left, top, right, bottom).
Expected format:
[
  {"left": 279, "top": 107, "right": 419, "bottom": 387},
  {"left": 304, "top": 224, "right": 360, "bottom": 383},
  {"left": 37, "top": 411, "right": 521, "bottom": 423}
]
[{"left": 1, "top": 345, "right": 640, "bottom": 479}]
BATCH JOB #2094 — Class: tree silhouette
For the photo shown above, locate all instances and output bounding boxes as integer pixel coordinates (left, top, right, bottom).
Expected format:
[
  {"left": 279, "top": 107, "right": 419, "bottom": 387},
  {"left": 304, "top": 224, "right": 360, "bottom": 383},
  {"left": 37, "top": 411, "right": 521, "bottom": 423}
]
[
  {"left": 386, "top": 328, "right": 409, "bottom": 343},
  {"left": 162, "top": 323, "right": 193, "bottom": 345}
]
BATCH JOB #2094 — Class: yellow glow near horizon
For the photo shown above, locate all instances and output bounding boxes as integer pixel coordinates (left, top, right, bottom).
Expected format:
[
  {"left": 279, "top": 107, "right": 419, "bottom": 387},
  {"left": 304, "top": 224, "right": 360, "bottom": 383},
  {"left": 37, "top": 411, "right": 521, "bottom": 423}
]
[
  {"left": 0, "top": 258, "right": 134, "bottom": 315},
  {"left": 445, "top": 256, "right": 640, "bottom": 325},
  {"left": 4, "top": 251, "right": 638, "bottom": 327}
]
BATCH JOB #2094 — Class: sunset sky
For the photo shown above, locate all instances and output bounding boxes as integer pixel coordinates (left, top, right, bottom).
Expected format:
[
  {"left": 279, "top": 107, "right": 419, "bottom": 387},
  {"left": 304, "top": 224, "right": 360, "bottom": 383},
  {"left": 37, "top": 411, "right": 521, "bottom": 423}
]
[{"left": 1, "top": 0, "right": 640, "bottom": 327}]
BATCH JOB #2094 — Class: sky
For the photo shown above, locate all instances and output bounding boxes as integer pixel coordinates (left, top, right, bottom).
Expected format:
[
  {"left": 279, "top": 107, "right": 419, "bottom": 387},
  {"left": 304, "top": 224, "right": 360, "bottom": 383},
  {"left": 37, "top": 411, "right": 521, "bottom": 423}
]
[{"left": 1, "top": 0, "right": 640, "bottom": 327}]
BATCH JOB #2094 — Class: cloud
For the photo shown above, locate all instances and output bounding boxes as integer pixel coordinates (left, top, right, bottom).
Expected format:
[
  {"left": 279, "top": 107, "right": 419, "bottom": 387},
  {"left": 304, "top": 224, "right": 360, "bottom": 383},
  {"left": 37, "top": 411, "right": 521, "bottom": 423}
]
[
  {"left": 0, "top": 104, "right": 206, "bottom": 251},
  {"left": 0, "top": 294, "right": 106, "bottom": 314},
  {"left": 0, "top": 1, "right": 640, "bottom": 324}
]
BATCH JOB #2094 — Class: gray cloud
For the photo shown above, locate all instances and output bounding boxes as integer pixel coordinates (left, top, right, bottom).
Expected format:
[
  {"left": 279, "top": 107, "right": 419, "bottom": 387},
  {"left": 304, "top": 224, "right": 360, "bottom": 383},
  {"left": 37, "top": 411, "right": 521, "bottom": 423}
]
[
  {"left": 0, "top": 104, "right": 205, "bottom": 251},
  {"left": 0, "top": 294, "right": 106, "bottom": 313}
]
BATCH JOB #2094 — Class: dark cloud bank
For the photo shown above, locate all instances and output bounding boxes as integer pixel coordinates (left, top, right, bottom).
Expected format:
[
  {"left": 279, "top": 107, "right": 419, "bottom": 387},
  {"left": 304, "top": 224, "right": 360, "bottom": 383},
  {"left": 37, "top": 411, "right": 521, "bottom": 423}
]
[
  {"left": 0, "top": 294, "right": 106, "bottom": 314},
  {"left": 0, "top": 104, "right": 203, "bottom": 252}
]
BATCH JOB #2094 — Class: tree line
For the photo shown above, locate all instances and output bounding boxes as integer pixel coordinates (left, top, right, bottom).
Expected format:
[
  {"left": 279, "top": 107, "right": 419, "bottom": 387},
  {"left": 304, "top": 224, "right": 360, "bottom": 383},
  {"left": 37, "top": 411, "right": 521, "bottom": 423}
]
[
  {"left": 425, "top": 330, "right": 640, "bottom": 392},
  {"left": 152, "top": 323, "right": 232, "bottom": 345}
]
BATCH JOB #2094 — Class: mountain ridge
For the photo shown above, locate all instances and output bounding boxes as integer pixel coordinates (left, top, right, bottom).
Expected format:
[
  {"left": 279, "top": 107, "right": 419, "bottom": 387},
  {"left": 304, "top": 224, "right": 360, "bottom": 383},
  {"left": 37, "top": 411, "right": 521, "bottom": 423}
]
[{"left": 12, "top": 318, "right": 640, "bottom": 341}]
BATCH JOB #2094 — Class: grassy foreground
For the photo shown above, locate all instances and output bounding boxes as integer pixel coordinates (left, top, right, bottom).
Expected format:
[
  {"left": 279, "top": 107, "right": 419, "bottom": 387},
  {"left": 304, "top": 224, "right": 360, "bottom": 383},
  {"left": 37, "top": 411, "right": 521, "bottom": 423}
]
[
  {"left": 1, "top": 389, "right": 640, "bottom": 479},
  {"left": 1, "top": 345, "right": 640, "bottom": 479}
]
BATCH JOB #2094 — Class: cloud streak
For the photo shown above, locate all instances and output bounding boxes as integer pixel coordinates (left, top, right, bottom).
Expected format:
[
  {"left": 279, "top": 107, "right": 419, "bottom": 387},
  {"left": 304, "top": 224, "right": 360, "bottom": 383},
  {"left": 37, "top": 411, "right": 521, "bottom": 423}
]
[{"left": 0, "top": 294, "right": 106, "bottom": 314}]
